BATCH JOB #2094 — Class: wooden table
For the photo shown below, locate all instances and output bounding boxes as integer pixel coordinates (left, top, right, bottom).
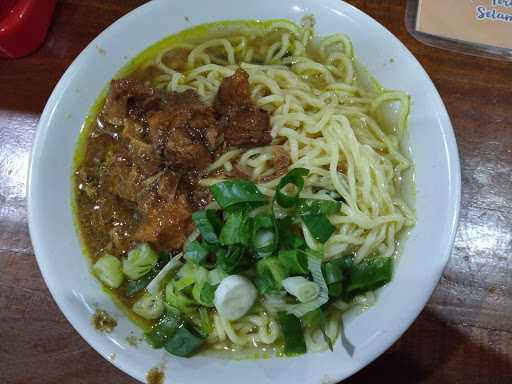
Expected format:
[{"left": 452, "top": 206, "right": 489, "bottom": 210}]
[{"left": 1, "top": 1, "right": 511, "bottom": 383}]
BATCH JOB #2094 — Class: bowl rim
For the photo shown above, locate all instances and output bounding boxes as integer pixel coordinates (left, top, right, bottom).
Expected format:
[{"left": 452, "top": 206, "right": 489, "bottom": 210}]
[{"left": 27, "top": 0, "right": 461, "bottom": 382}]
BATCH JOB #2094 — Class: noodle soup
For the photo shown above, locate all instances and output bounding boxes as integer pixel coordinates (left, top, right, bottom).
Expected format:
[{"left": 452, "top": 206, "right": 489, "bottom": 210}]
[{"left": 73, "top": 18, "right": 414, "bottom": 358}]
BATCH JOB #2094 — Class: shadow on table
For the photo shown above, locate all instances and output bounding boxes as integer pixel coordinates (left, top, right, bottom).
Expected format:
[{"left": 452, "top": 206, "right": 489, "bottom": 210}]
[{"left": 344, "top": 308, "right": 512, "bottom": 384}]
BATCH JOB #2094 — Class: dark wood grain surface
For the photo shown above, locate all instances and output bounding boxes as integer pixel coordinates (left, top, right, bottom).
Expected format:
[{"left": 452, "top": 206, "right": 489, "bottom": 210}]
[{"left": 1, "top": 1, "right": 511, "bottom": 383}]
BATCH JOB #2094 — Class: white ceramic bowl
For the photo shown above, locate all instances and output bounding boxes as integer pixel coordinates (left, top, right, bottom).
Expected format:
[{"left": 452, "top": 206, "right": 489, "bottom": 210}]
[{"left": 28, "top": 0, "right": 461, "bottom": 383}]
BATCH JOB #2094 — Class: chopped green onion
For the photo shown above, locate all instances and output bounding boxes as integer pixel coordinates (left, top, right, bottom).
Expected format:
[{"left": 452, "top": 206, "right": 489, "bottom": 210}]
[
  {"left": 175, "top": 259, "right": 197, "bottom": 278},
  {"left": 122, "top": 243, "right": 158, "bottom": 280},
  {"left": 278, "top": 312, "right": 307, "bottom": 355},
  {"left": 282, "top": 276, "right": 320, "bottom": 303},
  {"left": 145, "top": 313, "right": 181, "bottom": 348},
  {"left": 184, "top": 240, "right": 209, "bottom": 265},
  {"left": 323, "top": 256, "right": 353, "bottom": 297},
  {"left": 207, "top": 268, "right": 228, "bottom": 285},
  {"left": 328, "top": 281, "right": 344, "bottom": 297},
  {"left": 146, "top": 253, "right": 183, "bottom": 296},
  {"left": 92, "top": 254, "right": 124, "bottom": 288},
  {"left": 344, "top": 257, "right": 393, "bottom": 299},
  {"left": 174, "top": 273, "right": 196, "bottom": 291},
  {"left": 189, "top": 267, "right": 216, "bottom": 307},
  {"left": 132, "top": 292, "right": 164, "bottom": 320},
  {"left": 125, "top": 268, "right": 158, "bottom": 297},
  {"left": 164, "top": 326, "right": 205, "bottom": 357},
  {"left": 219, "top": 210, "right": 253, "bottom": 246},
  {"left": 199, "top": 283, "right": 217, "bottom": 307},
  {"left": 216, "top": 245, "right": 252, "bottom": 274},
  {"left": 286, "top": 234, "right": 307, "bottom": 250},
  {"left": 253, "top": 230, "right": 275, "bottom": 256},
  {"left": 300, "top": 308, "right": 333, "bottom": 351},
  {"left": 274, "top": 168, "right": 309, "bottom": 208},
  {"left": 157, "top": 251, "right": 171, "bottom": 267},
  {"left": 254, "top": 272, "right": 276, "bottom": 294},
  {"left": 322, "top": 256, "right": 353, "bottom": 285},
  {"left": 192, "top": 210, "right": 223, "bottom": 244},
  {"left": 284, "top": 253, "right": 329, "bottom": 317},
  {"left": 277, "top": 218, "right": 306, "bottom": 251},
  {"left": 297, "top": 199, "right": 341, "bottom": 215},
  {"left": 224, "top": 201, "right": 259, "bottom": 213},
  {"left": 301, "top": 308, "right": 325, "bottom": 328},
  {"left": 190, "top": 266, "right": 208, "bottom": 304},
  {"left": 198, "top": 307, "right": 213, "bottom": 335},
  {"left": 165, "top": 282, "right": 196, "bottom": 314},
  {"left": 301, "top": 214, "right": 336, "bottom": 243},
  {"left": 252, "top": 214, "right": 277, "bottom": 258},
  {"left": 210, "top": 180, "right": 267, "bottom": 209},
  {"left": 321, "top": 323, "right": 334, "bottom": 351},
  {"left": 257, "top": 257, "right": 288, "bottom": 291},
  {"left": 278, "top": 250, "right": 308, "bottom": 275}
]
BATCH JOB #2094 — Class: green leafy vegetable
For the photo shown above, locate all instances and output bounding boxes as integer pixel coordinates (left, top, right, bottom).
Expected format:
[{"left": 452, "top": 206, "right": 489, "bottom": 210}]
[
  {"left": 122, "top": 243, "right": 158, "bottom": 280},
  {"left": 278, "top": 312, "right": 307, "bottom": 355},
  {"left": 184, "top": 240, "right": 210, "bottom": 265},
  {"left": 344, "top": 257, "right": 393, "bottom": 299},
  {"left": 302, "top": 213, "right": 336, "bottom": 243},
  {"left": 92, "top": 254, "right": 124, "bottom": 289},
  {"left": 192, "top": 210, "right": 223, "bottom": 244},
  {"left": 145, "top": 314, "right": 181, "bottom": 348},
  {"left": 274, "top": 168, "right": 309, "bottom": 208},
  {"left": 278, "top": 250, "right": 308, "bottom": 275},
  {"left": 164, "top": 326, "right": 206, "bottom": 357},
  {"left": 210, "top": 180, "right": 267, "bottom": 209}
]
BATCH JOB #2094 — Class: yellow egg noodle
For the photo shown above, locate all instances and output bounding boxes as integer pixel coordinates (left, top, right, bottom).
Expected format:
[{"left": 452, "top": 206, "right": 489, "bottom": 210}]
[{"left": 142, "top": 18, "right": 414, "bottom": 352}]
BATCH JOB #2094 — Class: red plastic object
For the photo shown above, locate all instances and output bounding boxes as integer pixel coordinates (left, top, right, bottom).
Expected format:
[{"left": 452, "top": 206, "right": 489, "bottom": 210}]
[{"left": 0, "top": 0, "right": 57, "bottom": 58}]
